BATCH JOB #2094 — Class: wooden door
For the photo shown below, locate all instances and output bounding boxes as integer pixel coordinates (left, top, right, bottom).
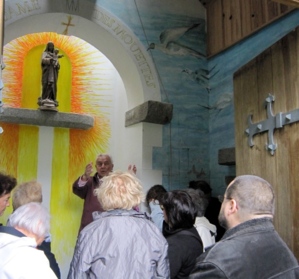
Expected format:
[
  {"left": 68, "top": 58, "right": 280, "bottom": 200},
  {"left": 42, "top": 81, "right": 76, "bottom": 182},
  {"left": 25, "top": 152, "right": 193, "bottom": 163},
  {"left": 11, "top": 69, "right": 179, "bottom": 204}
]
[{"left": 234, "top": 27, "right": 299, "bottom": 259}]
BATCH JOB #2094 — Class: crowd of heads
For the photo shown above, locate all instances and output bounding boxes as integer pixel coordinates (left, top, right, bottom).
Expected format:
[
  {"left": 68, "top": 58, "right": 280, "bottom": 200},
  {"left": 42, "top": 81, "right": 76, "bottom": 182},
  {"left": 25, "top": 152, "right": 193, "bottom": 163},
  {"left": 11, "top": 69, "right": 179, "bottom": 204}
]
[
  {"left": 0, "top": 170, "right": 276, "bottom": 237},
  {"left": 1, "top": 165, "right": 297, "bottom": 279},
  {"left": 0, "top": 174, "right": 50, "bottom": 244}
]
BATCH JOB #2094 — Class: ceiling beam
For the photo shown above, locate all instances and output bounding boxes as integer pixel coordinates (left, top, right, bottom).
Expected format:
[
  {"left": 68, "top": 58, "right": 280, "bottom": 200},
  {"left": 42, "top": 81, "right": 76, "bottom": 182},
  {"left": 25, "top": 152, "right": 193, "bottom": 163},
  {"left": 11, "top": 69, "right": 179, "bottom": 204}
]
[
  {"left": 271, "top": 0, "right": 299, "bottom": 8},
  {"left": 198, "top": 0, "right": 212, "bottom": 7}
]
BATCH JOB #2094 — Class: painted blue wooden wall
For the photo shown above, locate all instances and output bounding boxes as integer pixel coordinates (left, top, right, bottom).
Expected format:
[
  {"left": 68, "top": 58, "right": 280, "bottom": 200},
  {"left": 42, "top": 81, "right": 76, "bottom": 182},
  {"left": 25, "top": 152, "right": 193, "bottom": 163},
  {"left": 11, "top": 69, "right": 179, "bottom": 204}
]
[{"left": 96, "top": 0, "right": 299, "bottom": 195}]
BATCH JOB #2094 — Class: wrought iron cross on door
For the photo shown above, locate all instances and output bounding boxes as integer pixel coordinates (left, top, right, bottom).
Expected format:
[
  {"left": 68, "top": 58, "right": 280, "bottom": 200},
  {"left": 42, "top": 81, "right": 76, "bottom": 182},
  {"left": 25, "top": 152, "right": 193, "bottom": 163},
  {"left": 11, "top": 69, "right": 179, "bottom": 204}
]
[{"left": 245, "top": 94, "right": 299, "bottom": 155}]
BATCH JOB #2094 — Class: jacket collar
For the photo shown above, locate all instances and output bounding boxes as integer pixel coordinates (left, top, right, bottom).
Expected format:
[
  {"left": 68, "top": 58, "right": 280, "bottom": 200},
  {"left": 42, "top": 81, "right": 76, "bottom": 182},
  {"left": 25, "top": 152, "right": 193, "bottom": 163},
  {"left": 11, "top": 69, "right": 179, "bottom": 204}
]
[
  {"left": 162, "top": 220, "right": 198, "bottom": 237},
  {"left": 93, "top": 209, "right": 150, "bottom": 221},
  {"left": 0, "top": 226, "right": 26, "bottom": 238},
  {"left": 222, "top": 217, "right": 274, "bottom": 240}
]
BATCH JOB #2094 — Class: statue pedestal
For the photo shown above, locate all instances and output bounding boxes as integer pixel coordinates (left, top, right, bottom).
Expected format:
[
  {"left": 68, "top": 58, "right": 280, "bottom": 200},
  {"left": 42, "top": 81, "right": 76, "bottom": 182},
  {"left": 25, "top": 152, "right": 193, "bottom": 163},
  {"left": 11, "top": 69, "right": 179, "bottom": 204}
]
[
  {"left": 39, "top": 106, "right": 58, "bottom": 112},
  {"left": 0, "top": 107, "right": 94, "bottom": 130}
]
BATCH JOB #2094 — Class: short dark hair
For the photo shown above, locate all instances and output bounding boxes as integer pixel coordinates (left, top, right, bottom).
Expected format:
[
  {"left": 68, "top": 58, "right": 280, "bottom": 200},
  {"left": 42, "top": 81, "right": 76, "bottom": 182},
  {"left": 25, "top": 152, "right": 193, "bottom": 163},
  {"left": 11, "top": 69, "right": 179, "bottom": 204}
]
[
  {"left": 183, "top": 188, "right": 208, "bottom": 217},
  {"left": 161, "top": 190, "right": 196, "bottom": 230},
  {"left": 0, "top": 173, "right": 17, "bottom": 197},
  {"left": 189, "top": 180, "right": 212, "bottom": 195},
  {"left": 146, "top": 184, "right": 167, "bottom": 205},
  {"left": 226, "top": 175, "right": 275, "bottom": 216}
]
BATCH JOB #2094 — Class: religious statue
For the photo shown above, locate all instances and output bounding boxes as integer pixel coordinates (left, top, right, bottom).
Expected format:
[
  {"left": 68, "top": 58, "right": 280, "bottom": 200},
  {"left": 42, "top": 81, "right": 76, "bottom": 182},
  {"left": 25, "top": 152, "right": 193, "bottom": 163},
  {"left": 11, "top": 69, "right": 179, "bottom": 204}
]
[{"left": 38, "top": 41, "right": 64, "bottom": 111}]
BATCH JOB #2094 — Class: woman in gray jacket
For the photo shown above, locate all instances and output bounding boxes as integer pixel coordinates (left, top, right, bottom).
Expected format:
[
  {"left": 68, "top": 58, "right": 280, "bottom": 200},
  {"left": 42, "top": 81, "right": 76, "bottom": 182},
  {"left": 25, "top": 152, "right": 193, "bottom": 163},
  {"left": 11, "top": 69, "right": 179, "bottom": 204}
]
[{"left": 67, "top": 170, "right": 170, "bottom": 279}]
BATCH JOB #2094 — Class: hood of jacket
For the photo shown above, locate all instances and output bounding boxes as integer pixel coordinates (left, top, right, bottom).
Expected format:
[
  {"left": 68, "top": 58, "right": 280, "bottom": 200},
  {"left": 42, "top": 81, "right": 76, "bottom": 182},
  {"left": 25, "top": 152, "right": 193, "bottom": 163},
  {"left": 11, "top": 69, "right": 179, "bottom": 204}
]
[
  {"left": 92, "top": 208, "right": 150, "bottom": 221},
  {"left": 194, "top": 216, "right": 217, "bottom": 234},
  {"left": 0, "top": 227, "right": 37, "bottom": 266}
]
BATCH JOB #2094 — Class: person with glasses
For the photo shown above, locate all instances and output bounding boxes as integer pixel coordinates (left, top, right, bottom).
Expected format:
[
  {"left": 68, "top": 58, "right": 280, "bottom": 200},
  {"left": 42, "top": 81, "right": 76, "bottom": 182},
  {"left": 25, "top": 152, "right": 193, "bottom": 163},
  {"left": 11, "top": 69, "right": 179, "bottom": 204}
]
[{"left": 189, "top": 175, "right": 299, "bottom": 279}]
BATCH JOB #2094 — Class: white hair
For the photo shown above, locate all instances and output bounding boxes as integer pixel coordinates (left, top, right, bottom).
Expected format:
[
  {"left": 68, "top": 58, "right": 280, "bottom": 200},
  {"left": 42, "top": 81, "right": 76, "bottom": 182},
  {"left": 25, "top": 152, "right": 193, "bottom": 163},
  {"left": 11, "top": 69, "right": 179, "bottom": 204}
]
[
  {"left": 96, "top": 153, "right": 113, "bottom": 164},
  {"left": 9, "top": 202, "right": 50, "bottom": 239}
]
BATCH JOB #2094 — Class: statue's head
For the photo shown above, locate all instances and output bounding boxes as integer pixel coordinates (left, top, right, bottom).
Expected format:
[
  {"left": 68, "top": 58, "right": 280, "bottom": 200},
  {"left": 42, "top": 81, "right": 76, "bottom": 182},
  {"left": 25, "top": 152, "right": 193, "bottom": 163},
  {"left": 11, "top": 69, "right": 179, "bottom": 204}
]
[{"left": 46, "top": 41, "right": 54, "bottom": 52}]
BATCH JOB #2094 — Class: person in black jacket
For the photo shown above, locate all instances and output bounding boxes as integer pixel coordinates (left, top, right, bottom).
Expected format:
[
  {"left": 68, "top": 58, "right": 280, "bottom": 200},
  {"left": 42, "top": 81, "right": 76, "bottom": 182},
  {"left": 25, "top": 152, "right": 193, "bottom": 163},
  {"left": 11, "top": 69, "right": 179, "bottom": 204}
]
[
  {"left": 189, "top": 175, "right": 299, "bottom": 279},
  {"left": 161, "top": 190, "right": 203, "bottom": 279}
]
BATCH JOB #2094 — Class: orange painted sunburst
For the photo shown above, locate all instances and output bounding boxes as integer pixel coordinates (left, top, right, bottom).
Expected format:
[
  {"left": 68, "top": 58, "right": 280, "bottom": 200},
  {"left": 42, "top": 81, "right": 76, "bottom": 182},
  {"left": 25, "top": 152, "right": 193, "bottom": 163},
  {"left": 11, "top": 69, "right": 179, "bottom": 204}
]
[{"left": 2, "top": 32, "right": 111, "bottom": 180}]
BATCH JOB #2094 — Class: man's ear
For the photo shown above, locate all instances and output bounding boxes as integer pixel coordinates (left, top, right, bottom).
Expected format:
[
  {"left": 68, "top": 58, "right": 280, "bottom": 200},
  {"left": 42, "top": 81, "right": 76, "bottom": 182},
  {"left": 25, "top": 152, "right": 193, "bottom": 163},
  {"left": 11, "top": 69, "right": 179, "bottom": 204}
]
[{"left": 227, "top": 199, "right": 238, "bottom": 215}]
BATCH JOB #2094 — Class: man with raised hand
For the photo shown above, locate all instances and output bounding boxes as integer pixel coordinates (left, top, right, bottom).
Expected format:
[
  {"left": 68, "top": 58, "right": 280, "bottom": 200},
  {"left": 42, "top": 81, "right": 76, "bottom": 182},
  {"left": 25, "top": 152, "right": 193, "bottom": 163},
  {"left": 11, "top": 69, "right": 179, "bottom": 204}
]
[{"left": 73, "top": 154, "right": 114, "bottom": 233}]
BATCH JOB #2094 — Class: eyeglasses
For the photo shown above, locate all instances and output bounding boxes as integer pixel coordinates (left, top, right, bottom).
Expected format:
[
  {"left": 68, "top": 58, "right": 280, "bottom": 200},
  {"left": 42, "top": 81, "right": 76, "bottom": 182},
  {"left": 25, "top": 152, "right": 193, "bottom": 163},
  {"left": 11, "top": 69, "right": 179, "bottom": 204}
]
[{"left": 219, "top": 196, "right": 233, "bottom": 203}]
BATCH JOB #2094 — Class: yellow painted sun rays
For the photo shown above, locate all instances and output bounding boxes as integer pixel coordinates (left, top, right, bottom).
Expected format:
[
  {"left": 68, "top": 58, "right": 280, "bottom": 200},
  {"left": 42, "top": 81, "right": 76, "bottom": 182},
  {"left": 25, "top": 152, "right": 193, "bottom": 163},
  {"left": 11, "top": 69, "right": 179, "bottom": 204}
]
[{"left": 2, "top": 32, "right": 112, "bottom": 179}]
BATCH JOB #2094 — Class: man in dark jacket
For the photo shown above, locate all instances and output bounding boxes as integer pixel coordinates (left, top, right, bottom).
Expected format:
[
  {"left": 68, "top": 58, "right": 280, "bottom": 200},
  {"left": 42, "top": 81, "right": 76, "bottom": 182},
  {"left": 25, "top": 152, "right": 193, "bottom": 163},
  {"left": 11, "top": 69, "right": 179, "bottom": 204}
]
[
  {"left": 72, "top": 154, "right": 114, "bottom": 233},
  {"left": 189, "top": 175, "right": 299, "bottom": 279},
  {"left": 73, "top": 154, "right": 136, "bottom": 233}
]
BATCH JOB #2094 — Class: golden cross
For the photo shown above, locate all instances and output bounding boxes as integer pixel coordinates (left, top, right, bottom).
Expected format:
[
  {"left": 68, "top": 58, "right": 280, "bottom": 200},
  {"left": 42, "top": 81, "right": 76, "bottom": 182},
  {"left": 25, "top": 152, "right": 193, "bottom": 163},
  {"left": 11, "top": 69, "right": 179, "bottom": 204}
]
[{"left": 62, "top": 15, "right": 75, "bottom": 35}]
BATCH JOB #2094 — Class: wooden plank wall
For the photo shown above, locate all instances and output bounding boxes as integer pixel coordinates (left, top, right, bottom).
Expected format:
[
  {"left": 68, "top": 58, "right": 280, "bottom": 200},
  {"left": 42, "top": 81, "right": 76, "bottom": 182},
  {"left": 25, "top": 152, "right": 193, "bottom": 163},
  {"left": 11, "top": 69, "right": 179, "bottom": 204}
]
[
  {"left": 233, "top": 27, "right": 299, "bottom": 259},
  {"left": 206, "top": 0, "right": 294, "bottom": 57}
]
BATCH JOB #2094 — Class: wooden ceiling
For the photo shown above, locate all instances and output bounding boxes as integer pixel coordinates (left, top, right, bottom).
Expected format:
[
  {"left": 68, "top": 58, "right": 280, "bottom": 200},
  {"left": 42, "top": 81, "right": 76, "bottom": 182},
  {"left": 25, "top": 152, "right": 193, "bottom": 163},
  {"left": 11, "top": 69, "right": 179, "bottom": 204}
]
[
  {"left": 199, "top": 0, "right": 299, "bottom": 8},
  {"left": 198, "top": 0, "right": 210, "bottom": 6},
  {"left": 271, "top": 0, "right": 299, "bottom": 7}
]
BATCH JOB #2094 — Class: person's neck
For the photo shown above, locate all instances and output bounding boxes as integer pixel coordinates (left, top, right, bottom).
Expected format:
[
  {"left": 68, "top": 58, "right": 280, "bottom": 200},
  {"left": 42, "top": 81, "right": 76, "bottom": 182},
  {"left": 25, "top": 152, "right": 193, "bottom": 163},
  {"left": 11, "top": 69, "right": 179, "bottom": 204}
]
[
  {"left": 229, "top": 214, "right": 273, "bottom": 229},
  {"left": 14, "top": 227, "right": 41, "bottom": 245}
]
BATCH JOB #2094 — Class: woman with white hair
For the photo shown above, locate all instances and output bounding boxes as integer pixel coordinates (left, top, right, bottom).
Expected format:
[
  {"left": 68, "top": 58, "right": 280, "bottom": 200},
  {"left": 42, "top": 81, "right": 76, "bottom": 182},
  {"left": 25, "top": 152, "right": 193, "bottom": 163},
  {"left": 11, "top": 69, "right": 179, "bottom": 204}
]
[
  {"left": 68, "top": 170, "right": 170, "bottom": 279},
  {"left": 0, "top": 202, "right": 57, "bottom": 279},
  {"left": 8, "top": 180, "right": 61, "bottom": 278}
]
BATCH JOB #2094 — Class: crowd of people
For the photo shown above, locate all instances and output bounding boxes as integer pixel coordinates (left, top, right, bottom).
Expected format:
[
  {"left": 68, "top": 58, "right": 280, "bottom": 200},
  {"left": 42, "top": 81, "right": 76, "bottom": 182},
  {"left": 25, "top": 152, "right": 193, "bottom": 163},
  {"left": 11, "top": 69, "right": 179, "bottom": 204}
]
[{"left": 0, "top": 153, "right": 298, "bottom": 278}]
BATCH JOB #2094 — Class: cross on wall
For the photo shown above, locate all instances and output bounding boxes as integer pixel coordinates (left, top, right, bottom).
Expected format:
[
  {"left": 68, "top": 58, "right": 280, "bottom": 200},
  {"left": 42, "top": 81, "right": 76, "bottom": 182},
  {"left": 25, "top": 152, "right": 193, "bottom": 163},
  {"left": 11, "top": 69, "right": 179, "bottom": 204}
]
[
  {"left": 62, "top": 15, "right": 75, "bottom": 35},
  {"left": 245, "top": 94, "right": 299, "bottom": 155}
]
